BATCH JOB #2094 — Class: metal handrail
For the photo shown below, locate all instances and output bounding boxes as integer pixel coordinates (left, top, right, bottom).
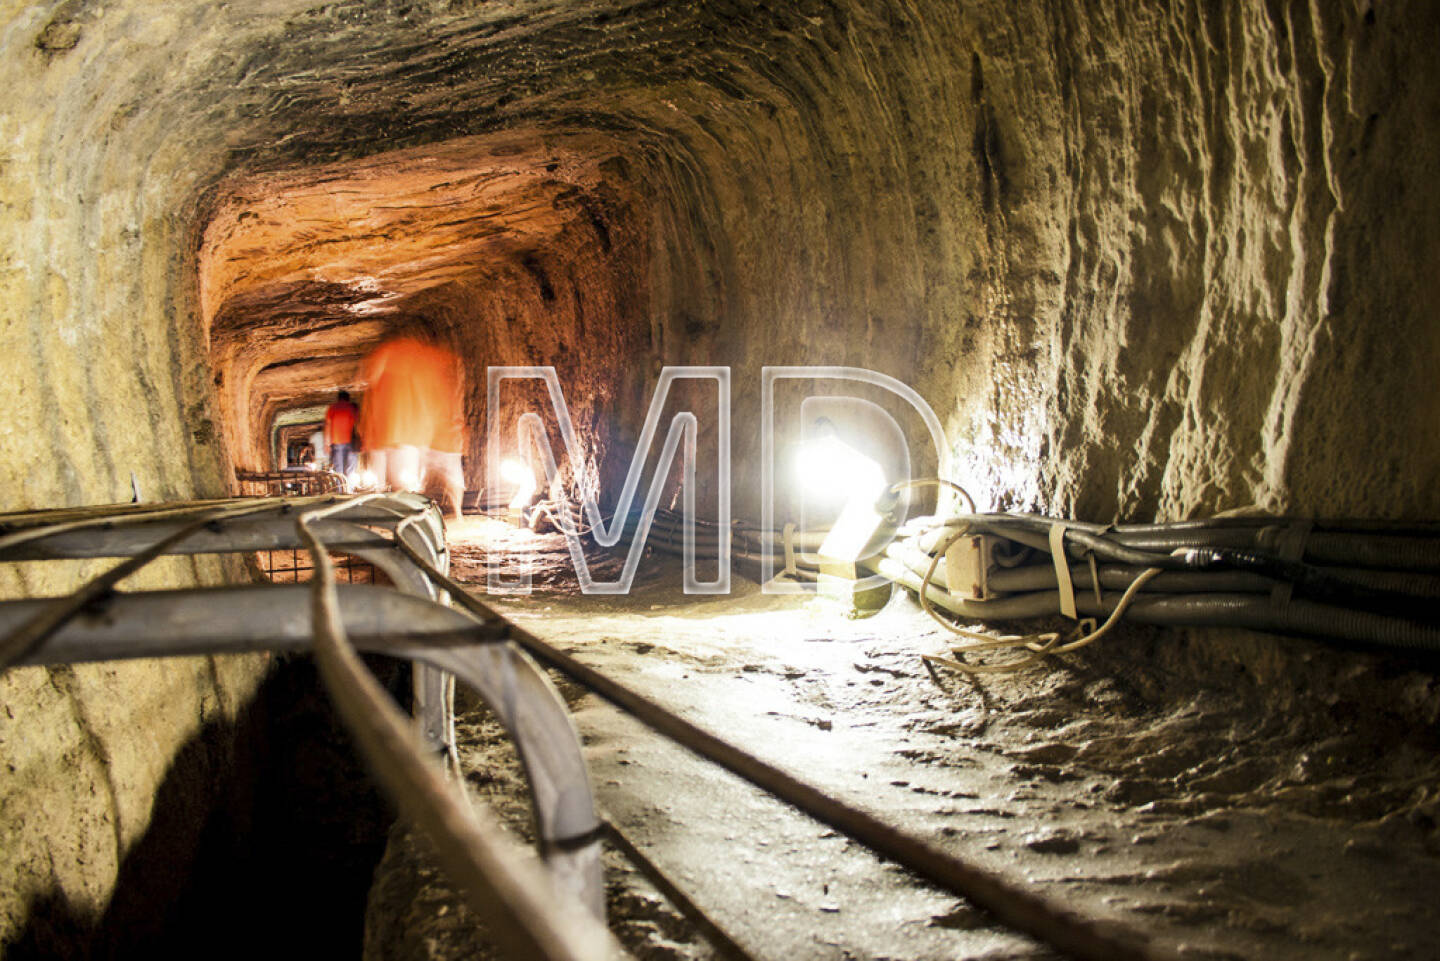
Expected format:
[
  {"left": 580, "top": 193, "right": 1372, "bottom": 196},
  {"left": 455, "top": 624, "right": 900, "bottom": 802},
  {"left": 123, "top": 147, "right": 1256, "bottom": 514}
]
[
  {"left": 0, "top": 499, "right": 283, "bottom": 669},
  {"left": 296, "top": 496, "right": 616, "bottom": 959},
  {"left": 0, "top": 494, "right": 613, "bottom": 960},
  {"left": 236, "top": 468, "right": 348, "bottom": 496}
]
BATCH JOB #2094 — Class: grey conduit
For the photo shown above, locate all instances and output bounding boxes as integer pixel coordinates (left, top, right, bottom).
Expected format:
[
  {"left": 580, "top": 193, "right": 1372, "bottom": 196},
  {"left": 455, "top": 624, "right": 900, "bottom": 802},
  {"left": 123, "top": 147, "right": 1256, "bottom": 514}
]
[
  {"left": 1112, "top": 516, "right": 1440, "bottom": 535},
  {"left": 884, "top": 541, "right": 1275, "bottom": 595},
  {"left": 887, "top": 537, "right": 1440, "bottom": 602},
  {"left": 932, "top": 514, "right": 1440, "bottom": 571},
  {"left": 930, "top": 516, "right": 1440, "bottom": 607},
  {"left": 871, "top": 556, "right": 1440, "bottom": 651},
  {"left": 1278, "top": 532, "right": 1440, "bottom": 572}
]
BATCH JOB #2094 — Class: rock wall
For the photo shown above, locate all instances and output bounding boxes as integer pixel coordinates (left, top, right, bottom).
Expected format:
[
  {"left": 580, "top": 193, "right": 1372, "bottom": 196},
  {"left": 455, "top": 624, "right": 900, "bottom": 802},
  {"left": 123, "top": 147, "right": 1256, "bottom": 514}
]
[
  {"left": 3, "top": 0, "right": 1439, "bottom": 949},
  {"left": 638, "top": 1, "right": 1440, "bottom": 523},
  {"left": 0, "top": 1, "right": 271, "bottom": 949}
]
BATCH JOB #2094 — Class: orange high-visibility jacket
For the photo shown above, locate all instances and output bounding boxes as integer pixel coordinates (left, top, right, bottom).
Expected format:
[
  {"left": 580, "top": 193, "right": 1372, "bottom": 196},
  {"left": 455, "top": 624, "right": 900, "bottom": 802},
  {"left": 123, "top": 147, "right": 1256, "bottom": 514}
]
[{"left": 358, "top": 337, "right": 464, "bottom": 452}]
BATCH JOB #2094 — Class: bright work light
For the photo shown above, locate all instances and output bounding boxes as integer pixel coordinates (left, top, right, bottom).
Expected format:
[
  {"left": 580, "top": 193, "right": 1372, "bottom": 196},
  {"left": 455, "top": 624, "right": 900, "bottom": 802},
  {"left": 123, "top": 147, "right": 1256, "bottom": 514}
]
[
  {"left": 799, "top": 433, "right": 889, "bottom": 504},
  {"left": 800, "top": 433, "right": 898, "bottom": 612},
  {"left": 500, "top": 457, "right": 537, "bottom": 509},
  {"left": 500, "top": 457, "right": 538, "bottom": 526}
]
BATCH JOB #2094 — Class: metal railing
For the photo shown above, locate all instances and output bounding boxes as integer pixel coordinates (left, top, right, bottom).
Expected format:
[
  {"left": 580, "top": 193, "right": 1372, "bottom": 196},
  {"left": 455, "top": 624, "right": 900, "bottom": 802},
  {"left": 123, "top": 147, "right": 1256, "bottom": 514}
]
[
  {"left": 235, "top": 468, "right": 349, "bottom": 497},
  {"left": 0, "top": 494, "right": 614, "bottom": 960}
]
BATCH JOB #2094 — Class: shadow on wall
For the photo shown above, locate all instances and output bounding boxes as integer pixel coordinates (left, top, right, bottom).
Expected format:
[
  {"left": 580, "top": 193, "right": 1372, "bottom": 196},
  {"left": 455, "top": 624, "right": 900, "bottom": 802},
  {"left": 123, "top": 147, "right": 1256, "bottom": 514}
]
[{"left": 2, "top": 656, "right": 404, "bottom": 960}]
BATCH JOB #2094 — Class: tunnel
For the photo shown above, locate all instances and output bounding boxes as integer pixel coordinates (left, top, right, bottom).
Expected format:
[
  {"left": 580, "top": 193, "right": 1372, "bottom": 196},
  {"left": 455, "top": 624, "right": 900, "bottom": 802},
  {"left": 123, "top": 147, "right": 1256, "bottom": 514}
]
[{"left": 3, "top": 1, "right": 1440, "bottom": 959}]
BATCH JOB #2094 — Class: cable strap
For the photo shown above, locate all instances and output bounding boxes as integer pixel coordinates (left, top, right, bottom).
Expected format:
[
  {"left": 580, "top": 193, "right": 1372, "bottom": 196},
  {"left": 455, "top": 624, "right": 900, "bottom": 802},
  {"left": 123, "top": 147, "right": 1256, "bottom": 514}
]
[
  {"left": 1269, "top": 520, "right": 1312, "bottom": 608},
  {"left": 1048, "top": 523, "right": 1079, "bottom": 619},
  {"left": 539, "top": 823, "right": 606, "bottom": 854}
]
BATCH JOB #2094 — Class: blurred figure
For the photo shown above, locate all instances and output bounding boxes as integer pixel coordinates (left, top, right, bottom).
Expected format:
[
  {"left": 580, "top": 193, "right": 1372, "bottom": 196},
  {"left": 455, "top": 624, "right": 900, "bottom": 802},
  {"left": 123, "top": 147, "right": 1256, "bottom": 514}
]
[
  {"left": 307, "top": 427, "right": 326, "bottom": 469},
  {"left": 425, "top": 382, "right": 466, "bottom": 523},
  {"left": 358, "top": 336, "right": 466, "bottom": 520},
  {"left": 324, "top": 389, "right": 360, "bottom": 478}
]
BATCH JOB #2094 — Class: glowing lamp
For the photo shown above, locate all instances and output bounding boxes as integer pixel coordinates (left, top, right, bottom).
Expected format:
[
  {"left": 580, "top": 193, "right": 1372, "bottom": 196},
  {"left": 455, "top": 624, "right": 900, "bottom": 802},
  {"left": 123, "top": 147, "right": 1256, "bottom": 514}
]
[
  {"left": 500, "top": 457, "right": 537, "bottom": 525},
  {"left": 399, "top": 467, "right": 422, "bottom": 493},
  {"left": 801, "top": 435, "right": 898, "bottom": 612},
  {"left": 803, "top": 435, "right": 888, "bottom": 500}
]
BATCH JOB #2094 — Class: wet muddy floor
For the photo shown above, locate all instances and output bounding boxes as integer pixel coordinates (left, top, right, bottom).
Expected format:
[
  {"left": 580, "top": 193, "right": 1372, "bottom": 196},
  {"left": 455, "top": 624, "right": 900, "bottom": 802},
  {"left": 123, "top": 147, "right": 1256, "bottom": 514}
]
[{"left": 364, "top": 519, "right": 1440, "bottom": 961}]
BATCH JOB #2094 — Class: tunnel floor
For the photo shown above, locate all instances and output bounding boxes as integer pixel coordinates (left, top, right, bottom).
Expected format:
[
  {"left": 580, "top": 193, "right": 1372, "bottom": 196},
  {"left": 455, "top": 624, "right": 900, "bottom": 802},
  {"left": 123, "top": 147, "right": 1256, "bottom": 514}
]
[{"left": 365, "top": 519, "right": 1440, "bottom": 961}]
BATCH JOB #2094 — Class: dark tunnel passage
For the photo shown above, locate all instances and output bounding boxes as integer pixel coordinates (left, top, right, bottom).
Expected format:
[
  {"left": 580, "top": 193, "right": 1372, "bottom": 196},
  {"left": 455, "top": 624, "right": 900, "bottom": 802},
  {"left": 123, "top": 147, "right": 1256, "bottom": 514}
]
[{"left": 5, "top": 1, "right": 1440, "bottom": 960}]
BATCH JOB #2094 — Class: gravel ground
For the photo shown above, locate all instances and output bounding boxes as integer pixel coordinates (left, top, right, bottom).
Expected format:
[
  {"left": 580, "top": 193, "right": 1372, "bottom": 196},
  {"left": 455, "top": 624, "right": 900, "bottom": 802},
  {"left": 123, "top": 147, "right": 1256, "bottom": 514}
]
[{"left": 364, "top": 519, "right": 1440, "bottom": 961}]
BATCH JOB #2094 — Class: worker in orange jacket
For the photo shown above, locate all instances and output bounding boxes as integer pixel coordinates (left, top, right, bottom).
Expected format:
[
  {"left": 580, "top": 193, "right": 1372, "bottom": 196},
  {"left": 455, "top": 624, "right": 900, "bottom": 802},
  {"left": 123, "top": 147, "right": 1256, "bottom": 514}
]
[{"left": 358, "top": 336, "right": 465, "bottom": 519}]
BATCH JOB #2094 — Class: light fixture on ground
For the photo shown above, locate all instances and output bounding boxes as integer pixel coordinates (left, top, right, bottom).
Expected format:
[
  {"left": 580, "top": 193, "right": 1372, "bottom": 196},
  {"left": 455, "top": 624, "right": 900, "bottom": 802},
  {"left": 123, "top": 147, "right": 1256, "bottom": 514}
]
[
  {"left": 799, "top": 431, "right": 899, "bottom": 613},
  {"left": 501, "top": 457, "right": 538, "bottom": 526}
]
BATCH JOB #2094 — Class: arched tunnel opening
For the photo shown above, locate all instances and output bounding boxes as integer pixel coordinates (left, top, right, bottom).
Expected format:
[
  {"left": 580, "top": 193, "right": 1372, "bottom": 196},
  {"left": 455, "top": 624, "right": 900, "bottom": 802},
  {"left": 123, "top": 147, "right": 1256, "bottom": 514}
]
[
  {"left": 202, "top": 132, "right": 651, "bottom": 500},
  {"left": 4, "top": 2, "right": 1440, "bottom": 960}
]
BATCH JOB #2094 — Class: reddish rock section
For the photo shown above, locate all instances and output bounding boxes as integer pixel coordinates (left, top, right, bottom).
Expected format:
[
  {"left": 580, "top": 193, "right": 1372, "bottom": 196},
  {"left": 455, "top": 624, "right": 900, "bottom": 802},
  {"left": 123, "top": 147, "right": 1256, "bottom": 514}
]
[{"left": 202, "top": 132, "right": 649, "bottom": 482}]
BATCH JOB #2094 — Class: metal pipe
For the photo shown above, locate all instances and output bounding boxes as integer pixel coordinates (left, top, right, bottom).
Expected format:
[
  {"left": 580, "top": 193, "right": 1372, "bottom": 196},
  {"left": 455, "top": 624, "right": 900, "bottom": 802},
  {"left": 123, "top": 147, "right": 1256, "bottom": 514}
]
[
  {"left": 0, "top": 502, "right": 438, "bottom": 561},
  {"left": 3, "top": 585, "right": 502, "bottom": 663},
  {"left": 601, "top": 820, "right": 757, "bottom": 961},
  {"left": 0, "top": 495, "right": 334, "bottom": 551}
]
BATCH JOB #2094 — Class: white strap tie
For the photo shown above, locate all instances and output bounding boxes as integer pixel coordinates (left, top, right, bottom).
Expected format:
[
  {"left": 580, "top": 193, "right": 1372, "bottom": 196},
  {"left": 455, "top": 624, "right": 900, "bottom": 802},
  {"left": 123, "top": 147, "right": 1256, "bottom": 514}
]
[{"left": 1048, "top": 523, "right": 1079, "bottom": 620}]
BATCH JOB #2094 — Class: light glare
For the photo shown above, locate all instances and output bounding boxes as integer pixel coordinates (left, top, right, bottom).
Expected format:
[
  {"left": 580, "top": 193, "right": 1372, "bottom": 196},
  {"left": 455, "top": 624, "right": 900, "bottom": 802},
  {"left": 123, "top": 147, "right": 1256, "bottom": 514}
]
[
  {"left": 798, "top": 435, "right": 887, "bottom": 503},
  {"left": 501, "top": 457, "right": 538, "bottom": 509}
]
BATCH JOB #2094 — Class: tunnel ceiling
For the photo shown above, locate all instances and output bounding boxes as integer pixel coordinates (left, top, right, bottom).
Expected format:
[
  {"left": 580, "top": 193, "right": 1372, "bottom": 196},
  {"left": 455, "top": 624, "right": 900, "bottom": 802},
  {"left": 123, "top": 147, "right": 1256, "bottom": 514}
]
[
  {"left": 202, "top": 132, "right": 631, "bottom": 331},
  {"left": 8, "top": 0, "right": 1434, "bottom": 512},
  {"left": 187, "top": 0, "right": 813, "bottom": 471},
  {"left": 201, "top": 128, "right": 641, "bottom": 463},
  {"left": 182, "top": 0, "right": 979, "bottom": 479}
]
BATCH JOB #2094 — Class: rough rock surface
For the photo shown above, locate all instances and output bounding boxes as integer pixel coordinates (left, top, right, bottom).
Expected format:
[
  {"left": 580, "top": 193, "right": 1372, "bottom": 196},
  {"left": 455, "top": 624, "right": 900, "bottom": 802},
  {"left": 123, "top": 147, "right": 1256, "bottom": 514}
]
[
  {"left": 363, "top": 526, "right": 1440, "bottom": 960},
  {"left": 2, "top": 0, "right": 1440, "bottom": 953},
  {"left": 7, "top": 0, "right": 1431, "bottom": 516}
]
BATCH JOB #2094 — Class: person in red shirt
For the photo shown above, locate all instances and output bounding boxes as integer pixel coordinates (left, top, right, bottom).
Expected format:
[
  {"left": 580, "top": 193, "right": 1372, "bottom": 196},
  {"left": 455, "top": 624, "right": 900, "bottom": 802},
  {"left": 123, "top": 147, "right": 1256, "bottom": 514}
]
[{"left": 324, "top": 390, "right": 360, "bottom": 478}]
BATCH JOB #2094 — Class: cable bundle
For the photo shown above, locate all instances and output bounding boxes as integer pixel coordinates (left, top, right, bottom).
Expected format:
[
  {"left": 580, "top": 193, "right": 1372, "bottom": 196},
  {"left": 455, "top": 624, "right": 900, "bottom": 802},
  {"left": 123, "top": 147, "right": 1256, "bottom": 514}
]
[
  {"left": 499, "top": 492, "right": 1440, "bottom": 671},
  {"left": 876, "top": 512, "right": 1440, "bottom": 673}
]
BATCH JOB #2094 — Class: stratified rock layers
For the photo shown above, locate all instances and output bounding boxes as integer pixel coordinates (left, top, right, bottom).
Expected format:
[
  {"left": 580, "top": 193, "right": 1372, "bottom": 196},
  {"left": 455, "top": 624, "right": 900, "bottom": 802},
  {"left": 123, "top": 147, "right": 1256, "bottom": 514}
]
[{"left": 1, "top": 0, "right": 1437, "bottom": 950}]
